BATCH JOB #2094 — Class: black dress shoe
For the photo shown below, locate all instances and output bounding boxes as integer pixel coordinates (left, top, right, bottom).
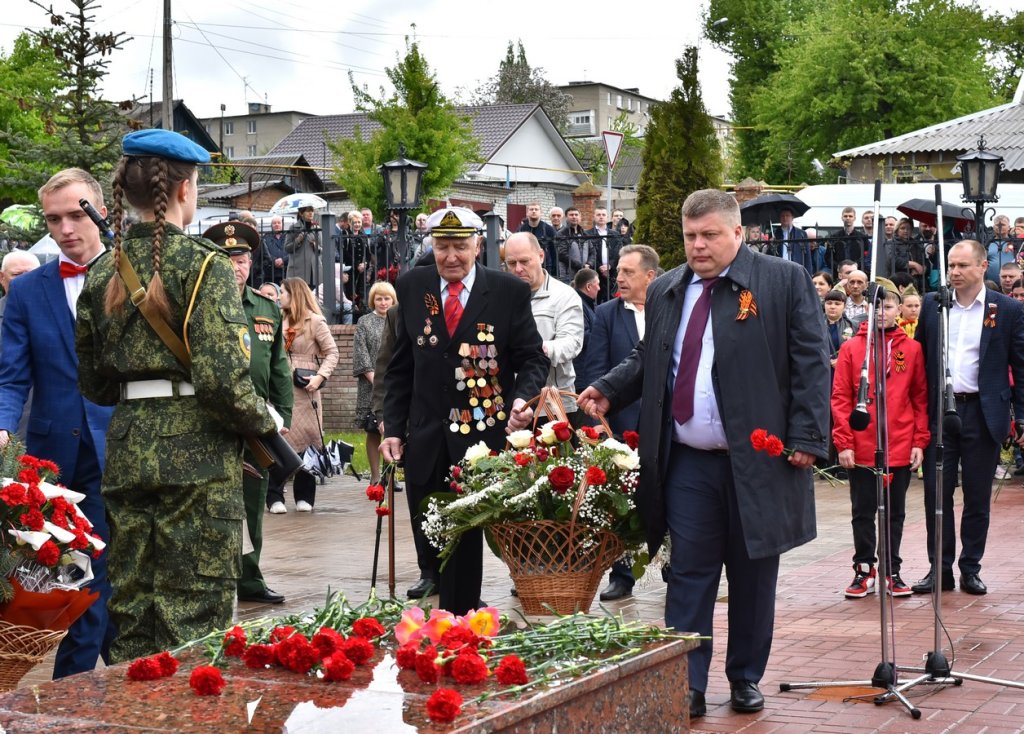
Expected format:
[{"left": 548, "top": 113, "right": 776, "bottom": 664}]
[
  {"left": 688, "top": 690, "right": 706, "bottom": 719},
  {"left": 729, "top": 680, "right": 764, "bottom": 713},
  {"left": 911, "top": 570, "right": 955, "bottom": 594},
  {"left": 406, "top": 578, "right": 436, "bottom": 599},
  {"left": 238, "top": 588, "right": 285, "bottom": 604},
  {"left": 959, "top": 572, "right": 988, "bottom": 595},
  {"left": 599, "top": 580, "right": 634, "bottom": 601}
]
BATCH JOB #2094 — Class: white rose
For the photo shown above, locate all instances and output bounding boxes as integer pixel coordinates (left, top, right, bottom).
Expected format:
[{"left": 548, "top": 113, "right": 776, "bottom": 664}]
[
  {"left": 507, "top": 430, "right": 533, "bottom": 449},
  {"left": 600, "top": 438, "right": 640, "bottom": 470},
  {"left": 538, "top": 421, "right": 559, "bottom": 445},
  {"left": 463, "top": 441, "right": 492, "bottom": 466}
]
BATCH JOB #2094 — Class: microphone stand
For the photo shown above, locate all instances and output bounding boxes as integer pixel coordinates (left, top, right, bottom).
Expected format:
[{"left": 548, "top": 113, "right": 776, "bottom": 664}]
[
  {"left": 781, "top": 181, "right": 921, "bottom": 717},
  {"left": 891, "top": 185, "right": 1024, "bottom": 698}
]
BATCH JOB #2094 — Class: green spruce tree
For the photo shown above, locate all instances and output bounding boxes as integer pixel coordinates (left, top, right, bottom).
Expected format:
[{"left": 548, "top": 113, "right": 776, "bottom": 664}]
[{"left": 634, "top": 47, "right": 722, "bottom": 269}]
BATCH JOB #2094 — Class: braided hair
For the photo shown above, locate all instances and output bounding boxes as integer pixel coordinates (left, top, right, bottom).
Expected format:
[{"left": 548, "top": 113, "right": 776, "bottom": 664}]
[{"left": 104, "top": 155, "right": 196, "bottom": 321}]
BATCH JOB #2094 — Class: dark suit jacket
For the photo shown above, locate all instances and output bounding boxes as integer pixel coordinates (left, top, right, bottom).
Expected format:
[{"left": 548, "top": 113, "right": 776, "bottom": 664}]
[
  {"left": 383, "top": 264, "right": 549, "bottom": 485},
  {"left": 0, "top": 259, "right": 112, "bottom": 481},
  {"left": 916, "top": 289, "right": 1024, "bottom": 445},
  {"left": 594, "top": 245, "right": 830, "bottom": 558},
  {"left": 590, "top": 298, "right": 641, "bottom": 436}
]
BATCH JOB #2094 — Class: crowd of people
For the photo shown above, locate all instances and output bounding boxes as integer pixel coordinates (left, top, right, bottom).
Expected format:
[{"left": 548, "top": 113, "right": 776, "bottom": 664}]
[{"left": 3, "top": 144, "right": 1024, "bottom": 727}]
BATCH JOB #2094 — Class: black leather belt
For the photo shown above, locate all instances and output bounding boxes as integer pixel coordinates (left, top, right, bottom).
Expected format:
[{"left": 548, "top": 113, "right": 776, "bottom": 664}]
[
  {"left": 953, "top": 392, "right": 979, "bottom": 402},
  {"left": 675, "top": 442, "right": 730, "bottom": 456}
]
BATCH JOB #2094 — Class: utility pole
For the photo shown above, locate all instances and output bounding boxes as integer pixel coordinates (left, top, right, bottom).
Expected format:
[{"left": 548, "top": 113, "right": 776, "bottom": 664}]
[{"left": 162, "top": 0, "right": 172, "bottom": 130}]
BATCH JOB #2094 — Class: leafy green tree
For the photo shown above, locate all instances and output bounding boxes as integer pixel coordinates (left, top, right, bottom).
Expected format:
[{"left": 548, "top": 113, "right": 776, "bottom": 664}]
[
  {"left": 634, "top": 47, "right": 722, "bottom": 269},
  {"left": 330, "top": 38, "right": 478, "bottom": 220},
  {"left": 988, "top": 10, "right": 1024, "bottom": 101},
  {"left": 0, "top": 34, "right": 62, "bottom": 205},
  {"left": 0, "top": 0, "right": 134, "bottom": 198},
  {"left": 469, "top": 41, "right": 571, "bottom": 133},
  {"left": 755, "top": 0, "right": 995, "bottom": 180}
]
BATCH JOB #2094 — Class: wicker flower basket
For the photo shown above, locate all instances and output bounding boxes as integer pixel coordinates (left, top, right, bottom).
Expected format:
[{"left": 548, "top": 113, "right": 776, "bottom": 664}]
[
  {"left": 492, "top": 387, "right": 626, "bottom": 615},
  {"left": 0, "top": 620, "right": 66, "bottom": 691}
]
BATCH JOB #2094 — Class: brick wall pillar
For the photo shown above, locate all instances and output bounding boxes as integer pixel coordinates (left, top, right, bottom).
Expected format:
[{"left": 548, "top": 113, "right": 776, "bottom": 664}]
[
  {"left": 572, "top": 182, "right": 604, "bottom": 229},
  {"left": 320, "top": 324, "right": 357, "bottom": 433}
]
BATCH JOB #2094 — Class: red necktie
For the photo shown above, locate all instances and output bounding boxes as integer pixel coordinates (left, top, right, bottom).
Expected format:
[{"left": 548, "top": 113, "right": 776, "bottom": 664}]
[
  {"left": 672, "top": 276, "right": 720, "bottom": 425},
  {"left": 59, "top": 261, "right": 88, "bottom": 279},
  {"left": 444, "top": 281, "right": 464, "bottom": 337}
]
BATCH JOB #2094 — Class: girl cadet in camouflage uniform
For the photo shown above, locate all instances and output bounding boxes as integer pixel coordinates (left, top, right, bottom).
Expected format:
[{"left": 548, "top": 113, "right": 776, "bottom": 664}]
[{"left": 75, "top": 129, "right": 276, "bottom": 662}]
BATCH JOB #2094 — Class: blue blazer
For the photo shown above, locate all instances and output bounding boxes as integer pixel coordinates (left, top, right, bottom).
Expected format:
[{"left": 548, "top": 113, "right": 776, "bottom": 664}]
[
  {"left": 916, "top": 288, "right": 1024, "bottom": 446},
  {"left": 0, "top": 260, "right": 112, "bottom": 481},
  {"left": 590, "top": 297, "right": 641, "bottom": 436}
]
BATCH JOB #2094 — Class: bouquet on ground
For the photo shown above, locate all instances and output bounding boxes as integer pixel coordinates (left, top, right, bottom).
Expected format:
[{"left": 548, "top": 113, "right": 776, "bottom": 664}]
[
  {"left": 0, "top": 446, "right": 105, "bottom": 630},
  {"left": 423, "top": 421, "right": 645, "bottom": 565}
]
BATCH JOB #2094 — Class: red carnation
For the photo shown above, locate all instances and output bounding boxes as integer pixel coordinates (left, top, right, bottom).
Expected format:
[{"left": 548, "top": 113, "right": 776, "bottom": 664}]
[
  {"left": 35, "top": 540, "right": 60, "bottom": 567},
  {"left": 535, "top": 447, "right": 549, "bottom": 461},
  {"left": 495, "top": 654, "right": 529, "bottom": 685},
  {"left": 415, "top": 647, "right": 442, "bottom": 684},
  {"left": 581, "top": 425, "right": 600, "bottom": 440},
  {"left": 585, "top": 466, "right": 607, "bottom": 486},
  {"left": 19, "top": 509, "right": 45, "bottom": 532},
  {"left": 270, "top": 626, "right": 296, "bottom": 643},
  {"left": 17, "top": 468, "right": 40, "bottom": 485},
  {"left": 276, "top": 633, "right": 319, "bottom": 674},
  {"left": 311, "top": 627, "right": 344, "bottom": 659},
  {"left": 450, "top": 651, "right": 489, "bottom": 684},
  {"left": 70, "top": 531, "right": 90, "bottom": 550},
  {"left": 365, "top": 484, "right": 385, "bottom": 502},
  {"left": 439, "top": 626, "right": 478, "bottom": 652},
  {"left": 321, "top": 653, "right": 355, "bottom": 681},
  {"left": 155, "top": 651, "right": 179, "bottom": 676},
  {"left": 765, "top": 435, "right": 785, "bottom": 457},
  {"left": 547, "top": 466, "right": 575, "bottom": 495},
  {"left": 451, "top": 466, "right": 462, "bottom": 479},
  {"left": 552, "top": 421, "right": 572, "bottom": 443},
  {"left": 884, "top": 473, "right": 894, "bottom": 487},
  {"left": 17, "top": 455, "right": 40, "bottom": 469},
  {"left": 341, "top": 636, "right": 375, "bottom": 665},
  {"left": 513, "top": 453, "right": 531, "bottom": 467},
  {"left": 352, "top": 617, "right": 385, "bottom": 639},
  {"left": 242, "top": 643, "right": 277, "bottom": 669},
  {"left": 26, "top": 484, "right": 46, "bottom": 508},
  {"left": 426, "top": 688, "right": 463, "bottom": 723},
  {"left": 0, "top": 483, "right": 28, "bottom": 506},
  {"left": 395, "top": 642, "right": 419, "bottom": 670},
  {"left": 622, "top": 430, "right": 640, "bottom": 449},
  {"left": 375, "top": 505, "right": 390, "bottom": 517},
  {"left": 38, "top": 459, "right": 60, "bottom": 476},
  {"left": 750, "top": 428, "right": 769, "bottom": 451},
  {"left": 126, "top": 656, "right": 163, "bottom": 681},
  {"left": 189, "top": 665, "right": 226, "bottom": 696},
  {"left": 222, "top": 626, "right": 247, "bottom": 657}
]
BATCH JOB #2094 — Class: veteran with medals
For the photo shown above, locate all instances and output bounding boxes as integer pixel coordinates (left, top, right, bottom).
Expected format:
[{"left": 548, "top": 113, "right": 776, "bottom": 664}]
[
  {"left": 382, "top": 207, "right": 549, "bottom": 614},
  {"left": 203, "top": 221, "right": 293, "bottom": 605}
]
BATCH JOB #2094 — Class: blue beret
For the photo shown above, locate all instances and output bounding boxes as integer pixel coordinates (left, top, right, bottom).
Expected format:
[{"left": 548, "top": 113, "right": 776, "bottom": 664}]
[{"left": 122, "top": 129, "right": 211, "bottom": 164}]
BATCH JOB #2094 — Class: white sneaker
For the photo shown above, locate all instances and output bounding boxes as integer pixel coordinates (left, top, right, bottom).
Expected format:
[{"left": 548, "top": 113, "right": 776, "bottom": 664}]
[
  {"left": 296, "top": 500, "right": 313, "bottom": 512},
  {"left": 995, "top": 466, "right": 1011, "bottom": 480},
  {"left": 269, "top": 502, "right": 287, "bottom": 514}
]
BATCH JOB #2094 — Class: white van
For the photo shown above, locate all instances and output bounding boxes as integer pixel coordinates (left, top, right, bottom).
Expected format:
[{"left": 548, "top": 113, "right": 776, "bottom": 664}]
[{"left": 792, "top": 182, "right": 1024, "bottom": 231}]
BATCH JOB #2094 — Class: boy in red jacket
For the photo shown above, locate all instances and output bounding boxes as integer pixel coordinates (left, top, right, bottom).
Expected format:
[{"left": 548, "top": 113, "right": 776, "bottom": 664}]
[{"left": 832, "top": 280, "right": 930, "bottom": 598}]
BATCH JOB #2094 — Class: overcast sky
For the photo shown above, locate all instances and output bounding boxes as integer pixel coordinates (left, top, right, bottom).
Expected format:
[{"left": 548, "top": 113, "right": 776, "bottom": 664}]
[{"left": 2, "top": 0, "right": 1023, "bottom": 123}]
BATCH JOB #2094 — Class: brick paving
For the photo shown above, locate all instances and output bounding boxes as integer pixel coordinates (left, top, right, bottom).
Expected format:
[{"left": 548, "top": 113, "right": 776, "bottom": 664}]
[{"left": 16, "top": 471, "right": 1024, "bottom": 732}]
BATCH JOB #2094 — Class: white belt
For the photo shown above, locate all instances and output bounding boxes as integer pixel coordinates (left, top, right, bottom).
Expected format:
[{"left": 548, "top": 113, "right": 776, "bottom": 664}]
[{"left": 121, "top": 380, "right": 196, "bottom": 400}]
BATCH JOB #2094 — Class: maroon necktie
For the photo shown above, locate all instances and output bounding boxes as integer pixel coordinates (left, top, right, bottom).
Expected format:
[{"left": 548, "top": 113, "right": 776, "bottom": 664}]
[
  {"left": 444, "top": 281, "right": 464, "bottom": 337},
  {"left": 672, "top": 276, "right": 720, "bottom": 425},
  {"left": 59, "top": 261, "right": 88, "bottom": 279}
]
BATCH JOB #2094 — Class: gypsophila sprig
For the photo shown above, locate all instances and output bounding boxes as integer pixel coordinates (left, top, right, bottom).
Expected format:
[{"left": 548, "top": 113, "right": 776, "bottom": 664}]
[{"left": 424, "top": 423, "right": 645, "bottom": 567}]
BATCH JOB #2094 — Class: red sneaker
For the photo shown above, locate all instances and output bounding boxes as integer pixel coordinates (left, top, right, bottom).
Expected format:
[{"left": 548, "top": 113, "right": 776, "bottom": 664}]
[
  {"left": 845, "top": 563, "right": 876, "bottom": 598},
  {"left": 887, "top": 574, "right": 913, "bottom": 597}
]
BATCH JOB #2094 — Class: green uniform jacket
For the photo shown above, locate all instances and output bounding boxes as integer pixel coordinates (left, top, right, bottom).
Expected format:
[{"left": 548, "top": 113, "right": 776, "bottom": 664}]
[{"left": 242, "top": 286, "right": 293, "bottom": 428}]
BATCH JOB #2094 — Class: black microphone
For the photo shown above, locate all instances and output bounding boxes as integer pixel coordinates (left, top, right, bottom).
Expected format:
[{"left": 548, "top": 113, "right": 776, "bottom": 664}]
[
  {"left": 942, "top": 382, "right": 961, "bottom": 437},
  {"left": 849, "top": 373, "right": 871, "bottom": 431},
  {"left": 79, "top": 198, "right": 113, "bottom": 239}
]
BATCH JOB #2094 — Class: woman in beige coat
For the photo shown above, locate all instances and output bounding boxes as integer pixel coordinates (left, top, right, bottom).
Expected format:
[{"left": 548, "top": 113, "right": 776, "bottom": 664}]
[{"left": 267, "top": 278, "right": 339, "bottom": 513}]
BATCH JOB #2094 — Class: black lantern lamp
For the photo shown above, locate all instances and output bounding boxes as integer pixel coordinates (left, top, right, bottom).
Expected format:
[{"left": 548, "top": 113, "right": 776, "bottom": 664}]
[
  {"left": 957, "top": 135, "right": 1003, "bottom": 243},
  {"left": 379, "top": 144, "right": 428, "bottom": 273}
]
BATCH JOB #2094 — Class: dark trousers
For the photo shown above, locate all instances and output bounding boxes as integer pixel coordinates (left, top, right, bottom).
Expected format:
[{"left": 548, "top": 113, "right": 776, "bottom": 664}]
[
  {"left": 266, "top": 468, "right": 317, "bottom": 507},
  {"left": 407, "top": 449, "right": 481, "bottom": 615},
  {"left": 238, "top": 463, "right": 268, "bottom": 596},
  {"left": 53, "top": 431, "right": 115, "bottom": 679},
  {"left": 921, "top": 399, "right": 1001, "bottom": 575},
  {"left": 849, "top": 465, "right": 909, "bottom": 574},
  {"left": 664, "top": 444, "right": 779, "bottom": 694}
]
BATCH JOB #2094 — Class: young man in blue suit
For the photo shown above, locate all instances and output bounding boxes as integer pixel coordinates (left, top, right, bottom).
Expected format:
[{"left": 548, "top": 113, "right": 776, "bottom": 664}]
[
  {"left": 913, "top": 239, "right": 1024, "bottom": 595},
  {"left": 0, "top": 168, "right": 115, "bottom": 677}
]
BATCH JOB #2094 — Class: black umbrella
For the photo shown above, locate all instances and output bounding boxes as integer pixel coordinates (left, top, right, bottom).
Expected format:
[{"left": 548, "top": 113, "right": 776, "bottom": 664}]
[
  {"left": 739, "top": 193, "right": 810, "bottom": 226},
  {"left": 897, "top": 198, "right": 974, "bottom": 230}
]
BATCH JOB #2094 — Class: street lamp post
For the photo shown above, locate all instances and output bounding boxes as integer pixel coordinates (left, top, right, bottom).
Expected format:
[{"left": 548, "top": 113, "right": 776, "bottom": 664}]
[
  {"left": 957, "top": 134, "right": 1003, "bottom": 246},
  {"left": 379, "top": 145, "right": 428, "bottom": 274}
]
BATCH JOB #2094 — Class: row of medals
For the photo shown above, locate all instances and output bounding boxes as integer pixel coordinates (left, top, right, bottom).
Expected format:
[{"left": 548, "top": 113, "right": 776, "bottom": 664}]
[
  {"left": 449, "top": 339, "right": 504, "bottom": 434},
  {"left": 253, "top": 321, "right": 275, "bottom": 341}
]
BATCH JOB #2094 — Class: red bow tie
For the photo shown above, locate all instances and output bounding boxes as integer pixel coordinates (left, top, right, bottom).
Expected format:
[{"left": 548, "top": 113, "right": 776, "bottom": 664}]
[{"left": 59, "top": 261, "right": 88, "bottom": 279}]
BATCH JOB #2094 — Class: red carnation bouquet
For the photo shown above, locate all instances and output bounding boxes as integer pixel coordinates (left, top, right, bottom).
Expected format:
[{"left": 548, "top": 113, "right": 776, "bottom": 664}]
[{"left": 0, "top": 448, "right": 105, "bottom": 630}]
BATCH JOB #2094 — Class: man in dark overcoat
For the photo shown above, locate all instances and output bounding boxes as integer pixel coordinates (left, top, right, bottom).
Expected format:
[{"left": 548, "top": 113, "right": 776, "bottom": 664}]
[
  {"left": 382, "top": 207, "right": 549, "bottom": 615},
  {"left": 579, "top": 189, "right": 830, "bottom": 719}
]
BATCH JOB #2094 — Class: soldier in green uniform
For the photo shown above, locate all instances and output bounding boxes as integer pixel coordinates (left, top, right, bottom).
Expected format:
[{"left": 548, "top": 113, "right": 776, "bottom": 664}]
[
  {"left": 75, "top": 129, "right": 277, "bottom": 662},
  {"left": 203, "top": 220, "right": 293, "bottom": 605}
]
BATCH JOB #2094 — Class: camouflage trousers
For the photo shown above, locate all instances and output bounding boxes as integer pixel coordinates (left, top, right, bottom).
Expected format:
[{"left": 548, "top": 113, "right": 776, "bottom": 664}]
[{"left": 101, "top": 399, "right": 244, "bottom": 663}]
